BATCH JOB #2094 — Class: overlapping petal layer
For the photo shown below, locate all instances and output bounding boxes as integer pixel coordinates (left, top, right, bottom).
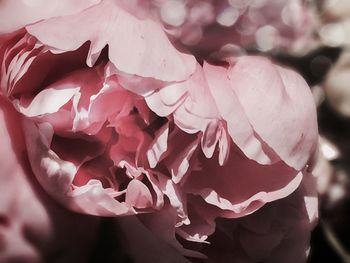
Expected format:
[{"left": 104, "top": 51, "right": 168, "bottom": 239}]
[
  {"left": 0, "top": 3, "right": 319, "bottom": 261},
  {"left": 26, "top": 0, "right": 196, "bottom": 82}
]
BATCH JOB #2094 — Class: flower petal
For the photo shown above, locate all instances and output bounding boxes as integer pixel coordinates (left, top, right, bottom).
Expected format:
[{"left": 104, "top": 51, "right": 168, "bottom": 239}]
[
  {"left": 184, "top": 146, "right": 302, "bottom": 217},
  {"left": 0, "top": 0, "right": 100, "bottom": 34},
  {"left": 204, "top": 61, "right": 279, "bottom": 165},
  {"left": 227, "top": 56, "right": 318, "bottom": 170},
  {"left": 147, "top": 123, "right": 169, "bottom": 168},
  {"left": 125, "top": 179, "right": 153, "bottom": 209},
  {"left": 26, "top": 0, "right": 196, "bottom": 81},
  {"left": 14, "top": 86, "right": 79, "bottom": 117}
]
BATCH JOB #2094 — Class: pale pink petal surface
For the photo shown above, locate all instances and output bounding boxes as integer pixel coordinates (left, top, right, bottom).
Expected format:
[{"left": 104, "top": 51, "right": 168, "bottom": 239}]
[
  {"left": 26, "top": 0, "right": 196, "bottom": 81},
  {"left": 0, "top": 0, "right": 100, "bottom": 34},
  {"left": 225, "top": 56, "right": 318, "bottom": 170}
]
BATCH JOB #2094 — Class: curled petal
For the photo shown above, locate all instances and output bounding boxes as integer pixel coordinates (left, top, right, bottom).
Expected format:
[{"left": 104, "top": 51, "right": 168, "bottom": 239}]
[
  {"left": 198, "top": 172, "right": 302, "bottom": 216},
  {"left": 14, "top": 86, "right": 79, "bottom": 117},
  {"left": 184, "top": 146, "right": 303, "bottom": 217},
  {"left": 26, "top": 0, "right": 196, "bottom": 81},
  {"left": 145, "top": 80, "right": 188, "bottom": 117},
  {"left": 0, "top": 0, "right": 100, "bottom": 34},
  {"left": 147, "top": 123, "right": 169, "bottom": 168},
  {"left": 198, "top": 173, "right": 318, "bottom": 263},
  {"left": 69, "top": 180, "right": 130, "bottom": 216},
  {"left": 204, "top": 61, "right": 279, "bottom": 165},
  {"left": 226, "top": 56, "right": 318, "bottom": 170},
  {"left": 146, "top": 64, "right": 226, "bottom": 163},
  {"left": 22, "top": 118, "right": 158, "bottom": 216},
  {"left": 22, "top": 119, "right": 76, "bottom": 197},
  {"left": 125, "top": 179, "right": 153, "bottom": 209},
  {"left": 170, "top": 137, "right": 199, "bottom": 184}
]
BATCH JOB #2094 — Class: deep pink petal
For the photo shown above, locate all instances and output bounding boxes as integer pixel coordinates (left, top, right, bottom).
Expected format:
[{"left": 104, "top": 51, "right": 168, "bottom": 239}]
[{"left": 184, "top": 146, "right": 302, "bottom": 216}]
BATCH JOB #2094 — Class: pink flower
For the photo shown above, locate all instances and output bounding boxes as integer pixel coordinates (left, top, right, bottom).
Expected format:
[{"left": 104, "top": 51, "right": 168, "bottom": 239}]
[
  {"left": 0, "top": 1, "right": 319, "bottom": 261},
  {"left": 0, "top": 97, "right": 99, "bottom": 263}
]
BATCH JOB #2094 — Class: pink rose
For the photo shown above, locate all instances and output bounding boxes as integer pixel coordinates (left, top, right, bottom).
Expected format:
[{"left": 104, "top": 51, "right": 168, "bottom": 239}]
[
  {"left": 0, "top": 1, "right": 319, "bottom": 261},
  {"left": 0, "top": 97, "right": 99, "bottom": 263}
]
